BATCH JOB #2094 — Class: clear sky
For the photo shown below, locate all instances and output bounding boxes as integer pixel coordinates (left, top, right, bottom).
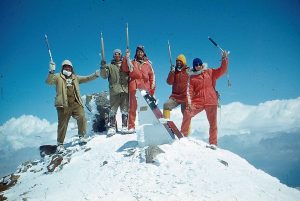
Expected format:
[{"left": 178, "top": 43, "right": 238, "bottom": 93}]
[{"left": 0, "top": 0, "right": 300, "bottom": 124}]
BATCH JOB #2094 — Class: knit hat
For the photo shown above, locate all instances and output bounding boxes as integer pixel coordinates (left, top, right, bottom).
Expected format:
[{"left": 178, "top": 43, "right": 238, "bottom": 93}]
[
  {"left": 135, "top": 45, "right": 147, "bottom": 58},
  {"left": 136, "top": 45, "right": 145, "bottom": 53},
  {"left": 62, "top": 59, "right": 73, "bottom": 67},
  {"left": 176, "top": 54, "right": 186, "bottom": 65},
  {"left": 193, "top": 58, "right": 203, "bottom": 67},
  {"left": 113, "top": 49, "right": 122, "bottom": 55}
]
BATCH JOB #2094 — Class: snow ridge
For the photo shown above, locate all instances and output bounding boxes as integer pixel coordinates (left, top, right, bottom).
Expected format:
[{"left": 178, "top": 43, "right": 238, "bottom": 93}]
[{"left": 3, "top": 134, "right": 300, "bottom": 201}]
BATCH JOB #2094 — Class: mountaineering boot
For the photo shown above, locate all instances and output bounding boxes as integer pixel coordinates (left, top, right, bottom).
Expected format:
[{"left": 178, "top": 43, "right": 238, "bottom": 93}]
[
  {"left": 107, "top": 127, "right": 116, "bottom": 137},
  {"left": 163, "top": 109, "right": 171, "bottom": 119},
  {"left": 79, "top": 134, "right": 88, "bottom": 145},
  {"left": 125, "top": 127, "right": 135, "bottom": 134},
  {"left": 107, "top": 115, "right": 116, "bottom": 137},
  {"left": 56, "top": 143, "right": 65, "bottom": 154},
  {"left": 121, "top": 113, "right": 128, "bottom": 133},
  {"left": 206, "top": 144, "right": 217, "bottom": 150}
]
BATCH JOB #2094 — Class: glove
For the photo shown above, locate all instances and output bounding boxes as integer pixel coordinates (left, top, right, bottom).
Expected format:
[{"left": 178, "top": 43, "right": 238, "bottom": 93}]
[
  {"left": 95, "top": 69, "right": 100, "bottom": 77},
  {"left": 125, "top": 48, "right": 130, "bottom": 58},
  {"left": 101, "top": 60, "right": 106, "bottom": 67},
  {"left": 170, "top": 65, "right": 175, "bottom": 72},
  {"left": 222, "top": 50, "right": 229, "bottom": 59},
  {"left": 49, "top": 61, "right": 56, "bottom": 71},
  {"left": 151, "top": 83, "right": 155, "bottom": 90}
]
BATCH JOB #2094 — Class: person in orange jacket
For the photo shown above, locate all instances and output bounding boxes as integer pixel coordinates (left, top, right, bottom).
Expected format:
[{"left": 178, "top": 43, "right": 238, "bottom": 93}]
[
  {"left": 181, "top": 50, "right": 229, "bottom": 149},
  {"left": 121, "top": 45, "right": 156, "bottom": 133},
  {"left": 163, "top": 54, "right": 189, "bottom": 119}
]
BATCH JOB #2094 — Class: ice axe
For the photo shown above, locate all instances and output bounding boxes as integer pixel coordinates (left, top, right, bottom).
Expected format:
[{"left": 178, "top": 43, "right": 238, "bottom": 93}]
[
  {"left": 167, "top": 40, "right": 173, "bottom": 68},
  {"left": 126, "top": 23, "right": 129, "bottom": 50},
  {"left": 44, "top": 34, "right": 54, "bottom": 63},
  {"left": 208, "top": 36, "right": 230, "bottom": 55},
  {"left": 125, "top": 23, "right": 134, "bottom": 71},
  {"left": 208, "top": 36, "right": 231, "bottom": 87},
  {"left": 100, "top": 32, "right": 105, "bottom": 62}
]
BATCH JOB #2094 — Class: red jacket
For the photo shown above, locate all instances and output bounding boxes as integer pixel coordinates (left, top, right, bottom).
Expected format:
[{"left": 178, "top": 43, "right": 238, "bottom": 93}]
[
  {"left": 188, "top": 58, "right": 228, "bottom": 106},
  {"left": 122, "top": 57, "right": 155, "bottom": 93},
  {"left": 167, "top": 66, "right": 189, "bottom": 103}
]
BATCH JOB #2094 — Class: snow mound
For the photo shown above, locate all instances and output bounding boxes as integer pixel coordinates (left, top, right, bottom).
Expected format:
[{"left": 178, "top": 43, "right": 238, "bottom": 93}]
[{"left": 2, "top": 134, "right": 300, "bottom": 201}]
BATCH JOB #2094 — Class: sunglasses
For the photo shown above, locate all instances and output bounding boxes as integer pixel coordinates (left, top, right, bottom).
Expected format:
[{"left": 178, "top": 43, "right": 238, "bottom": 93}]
[
  {"left": 63, "top": 65, "right": 72, "bottom": 68},
  {"left": 194, "top": 64, "right": 202, "bottom": 67}
]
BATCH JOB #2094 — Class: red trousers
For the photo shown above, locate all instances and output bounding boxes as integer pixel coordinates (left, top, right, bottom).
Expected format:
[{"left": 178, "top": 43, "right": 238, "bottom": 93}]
[
  {"left": 181, "top": 105, "right": 218, "bottom": 145},
  {"left": 128, "top": 90, "right": 138, "bottom": 129}
]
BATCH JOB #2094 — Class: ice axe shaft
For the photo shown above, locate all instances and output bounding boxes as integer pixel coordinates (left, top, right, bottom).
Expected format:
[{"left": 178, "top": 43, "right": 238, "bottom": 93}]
[
  {"left": 44, "top": 34, "right": 54, "bottom": 62},
  {"left": 126, "top": 23, "right": 129, "bottom": 50},
  {"left": 208, "top": 36, "right": 231, "bottom": 87},
  {"left": 167, "top": 40, "right": 173, "bottom": 66},
  {"left": 100, "top": 32, "right": 105, "bottom": 61},
  {"left": 208, "top": 37, "right": 230, "bottom": 54},
  {"left": 208, "top": 36, "right": 224, "bottom": 52}
]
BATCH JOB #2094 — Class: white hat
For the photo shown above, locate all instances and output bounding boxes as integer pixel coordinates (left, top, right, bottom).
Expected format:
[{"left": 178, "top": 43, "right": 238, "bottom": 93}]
[
  {"left": 113, "top": 49, "right": 122, "bottom": 55},
  {"left": 62, "top": 60, "right": 73, "bottom": 67}
]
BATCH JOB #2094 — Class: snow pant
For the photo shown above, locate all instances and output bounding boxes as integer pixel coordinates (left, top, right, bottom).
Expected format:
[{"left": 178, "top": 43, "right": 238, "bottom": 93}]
[
  {"left": 128, "top": 90, "right": 138, "bottom": 130},
  {"left": 56, "top": 103, "right": 86, "bottom": 144},
  {"left": 163, "top": 98, "right": 186, "bottom": 115},
  {"left": 110, "top": 92, "right": 129, "bottom": 115},
  {"left": 181, "top": 105, "right": 218, "bottom": 145},
  {"left": 110, "top": 92, "right": 129, "bottom": 129}
]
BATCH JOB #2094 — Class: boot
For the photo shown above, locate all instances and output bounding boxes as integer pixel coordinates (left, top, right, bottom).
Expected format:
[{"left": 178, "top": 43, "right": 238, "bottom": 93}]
[
  {"left": 163, "top": 109, "right": 171, "bottom": 119},
  {"left": 121, "top": 114, "right": 128, "bottom": 133},
  {"left": 107, "top": 115, "right": 116, "bottom": 137}
]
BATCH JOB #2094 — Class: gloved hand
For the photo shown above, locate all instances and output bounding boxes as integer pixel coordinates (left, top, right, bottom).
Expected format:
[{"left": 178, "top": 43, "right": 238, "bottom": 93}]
[
  {"left": 95, "top": 69, "right": 100, "bottom": 77},
  {"left": 101, "top": 60, "right": 106, "bottom": 67},
  {"left": 151, "top": 83, "right": 155, "bottom": 90},
  {"left": 49, "top": 61, "right": 56, "bottom": 71},
  {"left": 170, "top": 65, "right": 175, "bottom": 72},
  {"left": 222, "top": 50, "right": 229, "bottom": 59},
  {"left": 126, "top": 48, "right": 130, "bottom": 58}
]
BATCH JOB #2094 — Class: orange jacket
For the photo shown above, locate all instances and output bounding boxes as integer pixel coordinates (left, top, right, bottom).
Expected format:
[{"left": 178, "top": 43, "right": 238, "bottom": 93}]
[
  {"left": 187, "top": 58, "right": 228, "bottom": 106},
  {"left": 121, "top": 57, "right": 155, "bottom": 93},
  {"left": 167, "top": 66, "right": 189, "bottom": 103}
]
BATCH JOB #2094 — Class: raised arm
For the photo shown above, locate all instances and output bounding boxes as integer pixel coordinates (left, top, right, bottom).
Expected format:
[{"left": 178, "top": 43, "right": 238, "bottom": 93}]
[
  {"left": 78, "top": 70, "right": 100, "bottom": 84},
  {"left": 212, "top": 51, "right": 229, "bottom": 80}
]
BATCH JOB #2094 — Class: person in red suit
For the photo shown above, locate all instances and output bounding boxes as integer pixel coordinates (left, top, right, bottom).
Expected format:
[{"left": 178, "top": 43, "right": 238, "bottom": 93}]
[
  {"left": 181, "top": 51, "right": 229, "bottom": 149},
  {"left": 121, "top": 45, "right": 155, "bottom": 133}
]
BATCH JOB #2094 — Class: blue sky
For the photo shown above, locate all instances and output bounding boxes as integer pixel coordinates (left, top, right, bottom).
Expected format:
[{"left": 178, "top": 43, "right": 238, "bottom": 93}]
[{"left": 0, "top": 0, "right": 300, "bottom": 124}]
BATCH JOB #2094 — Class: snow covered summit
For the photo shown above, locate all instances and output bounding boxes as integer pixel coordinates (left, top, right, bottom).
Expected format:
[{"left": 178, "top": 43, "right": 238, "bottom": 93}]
[{"left": 2, "top": 133, "right": 300, "bottom": 201}]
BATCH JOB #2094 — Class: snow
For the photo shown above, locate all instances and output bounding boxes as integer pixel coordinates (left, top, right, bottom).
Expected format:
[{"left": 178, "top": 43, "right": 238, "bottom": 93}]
[
  {"left": 3, "top": 134, "right": 300, "bottom": 201},
  {"left": 1, "top": 96, "right": 300, "bottom": 200}
]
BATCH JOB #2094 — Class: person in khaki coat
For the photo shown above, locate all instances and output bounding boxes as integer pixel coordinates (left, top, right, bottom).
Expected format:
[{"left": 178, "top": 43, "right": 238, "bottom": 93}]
[
  {"left": 46, "top": 59, "right": 100, "bottom": 152},
  {"left": 100, "top": 49, "right": 129, "bottom": 137}
]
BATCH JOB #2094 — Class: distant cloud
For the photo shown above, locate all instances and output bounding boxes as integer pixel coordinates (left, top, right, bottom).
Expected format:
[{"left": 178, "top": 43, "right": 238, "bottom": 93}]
[
  {"left": 0, "top": 115, "right": 57, "bottom": 152},
  {"left": 170, "top": 97, "right": 300, "bottom": 138},
  {"left": 1, "top": 97, "right": 299, "bottom": 153},
  {"left": 167, "top": 97, "right": 300, "bottom": 188},
  {"left": 0, "top": 115, "right": 77, "bottom": 177}
]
